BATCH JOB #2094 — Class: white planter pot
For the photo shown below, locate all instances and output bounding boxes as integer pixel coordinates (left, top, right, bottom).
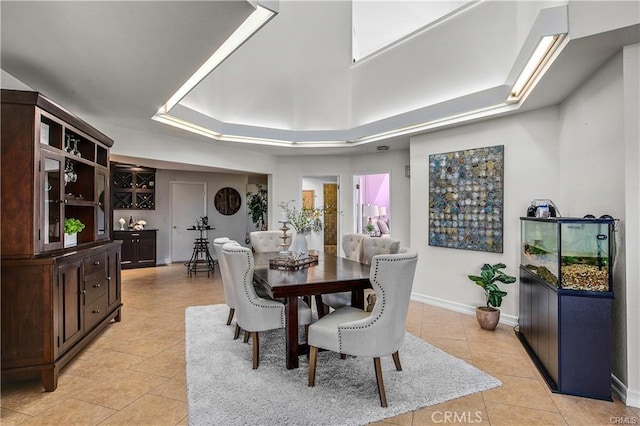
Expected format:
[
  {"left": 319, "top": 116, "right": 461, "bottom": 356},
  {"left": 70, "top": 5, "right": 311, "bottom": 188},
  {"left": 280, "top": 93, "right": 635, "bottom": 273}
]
[{"left": 64, "top": 232, "right": 77, "bottom": 248}]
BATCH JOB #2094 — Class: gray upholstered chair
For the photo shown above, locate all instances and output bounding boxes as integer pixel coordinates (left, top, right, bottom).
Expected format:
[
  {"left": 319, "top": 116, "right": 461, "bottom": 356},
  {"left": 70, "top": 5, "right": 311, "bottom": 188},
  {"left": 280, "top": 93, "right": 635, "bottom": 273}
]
[
  {"left": 321, "top": 234, "right": 366, "bottom": 313},
  {"left": 308, "top": 249, "right": 418, "bottom": 407},
  {"left": 249, "top": 230, "right": 284, "bottom": 253},
  {"left": 222, "top": 242, "right": 313, "bottom": 369},
  {"left": 213, "top": 238, "right": 243, "bottom": 338}
]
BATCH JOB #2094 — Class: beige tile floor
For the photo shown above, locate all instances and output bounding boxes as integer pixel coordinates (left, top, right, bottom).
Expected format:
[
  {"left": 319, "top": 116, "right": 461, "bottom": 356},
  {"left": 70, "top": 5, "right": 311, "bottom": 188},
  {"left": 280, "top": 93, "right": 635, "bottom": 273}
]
[{"left": 2, "top": 263, "right": 638, "bottom": 425}]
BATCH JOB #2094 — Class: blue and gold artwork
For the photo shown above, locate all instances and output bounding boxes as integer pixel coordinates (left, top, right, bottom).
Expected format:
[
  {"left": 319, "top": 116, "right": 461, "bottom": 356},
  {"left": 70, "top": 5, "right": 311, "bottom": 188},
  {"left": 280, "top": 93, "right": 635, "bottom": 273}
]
[{"left": 428, "top": 145, "right": 504, "bottom": 253}]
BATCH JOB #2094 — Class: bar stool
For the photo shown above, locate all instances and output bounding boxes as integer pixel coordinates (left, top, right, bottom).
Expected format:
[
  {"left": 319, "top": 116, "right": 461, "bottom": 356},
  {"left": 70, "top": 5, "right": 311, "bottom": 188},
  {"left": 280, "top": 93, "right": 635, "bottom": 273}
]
[{"left": 185, "top": 227, "right": 217, "bottom": 277}]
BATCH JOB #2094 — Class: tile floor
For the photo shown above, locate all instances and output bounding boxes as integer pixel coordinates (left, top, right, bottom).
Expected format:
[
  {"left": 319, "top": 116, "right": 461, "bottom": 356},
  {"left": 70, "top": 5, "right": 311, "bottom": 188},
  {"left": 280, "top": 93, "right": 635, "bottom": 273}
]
[{"left": 1, "top": 263, "right": 638, "bottom": 425}]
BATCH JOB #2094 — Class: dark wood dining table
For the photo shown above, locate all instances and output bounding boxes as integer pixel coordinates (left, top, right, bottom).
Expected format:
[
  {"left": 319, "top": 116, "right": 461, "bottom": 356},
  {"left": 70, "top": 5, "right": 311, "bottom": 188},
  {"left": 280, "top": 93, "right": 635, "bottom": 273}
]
[{"left": 252, "top": 251, "right": 371, "bottom": 369}]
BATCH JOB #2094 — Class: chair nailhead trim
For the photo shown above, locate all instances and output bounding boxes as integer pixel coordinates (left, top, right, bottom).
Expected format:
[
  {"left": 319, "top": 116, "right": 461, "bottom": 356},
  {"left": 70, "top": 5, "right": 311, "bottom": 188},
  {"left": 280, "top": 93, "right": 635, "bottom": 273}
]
[{"left": 337, "top": 254, "right": 416, "bottom": 352}]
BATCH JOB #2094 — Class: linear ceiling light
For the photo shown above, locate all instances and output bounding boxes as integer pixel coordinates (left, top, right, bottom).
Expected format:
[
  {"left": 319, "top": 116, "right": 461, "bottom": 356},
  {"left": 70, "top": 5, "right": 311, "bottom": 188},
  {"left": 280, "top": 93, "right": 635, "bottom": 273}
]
[
  {"left": 508, "top": 34, "right": 565, "bottom": 102},
  {"left": 157, "top": 4, "right": 277, "bottom": 115}
]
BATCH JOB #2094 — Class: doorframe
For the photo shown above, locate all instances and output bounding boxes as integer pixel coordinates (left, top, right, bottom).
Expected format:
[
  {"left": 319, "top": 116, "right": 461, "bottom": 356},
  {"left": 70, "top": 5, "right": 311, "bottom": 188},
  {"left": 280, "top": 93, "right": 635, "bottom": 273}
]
[
  {"left": 169, "top": 180, "right": 207, "bottom": 264},
  {"left": 353, "top": 171, "right": 392, "bottom": 235},
  {"left": 300, "top": 174, "right": 341, "bottom": 254}
]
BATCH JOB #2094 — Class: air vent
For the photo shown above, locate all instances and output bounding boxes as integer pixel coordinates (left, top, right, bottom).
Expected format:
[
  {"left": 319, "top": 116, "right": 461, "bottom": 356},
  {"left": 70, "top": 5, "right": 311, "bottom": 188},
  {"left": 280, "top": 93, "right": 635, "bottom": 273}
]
[{"left": 377, "top": 145, "right": 390, "bottom": 151}]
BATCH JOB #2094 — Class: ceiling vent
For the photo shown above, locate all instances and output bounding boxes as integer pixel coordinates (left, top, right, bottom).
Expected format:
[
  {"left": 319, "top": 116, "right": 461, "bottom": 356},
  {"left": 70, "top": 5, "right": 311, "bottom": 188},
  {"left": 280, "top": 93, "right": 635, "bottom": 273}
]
[{"left": 377, "top": 145, "right": 390, "bottom": 151}]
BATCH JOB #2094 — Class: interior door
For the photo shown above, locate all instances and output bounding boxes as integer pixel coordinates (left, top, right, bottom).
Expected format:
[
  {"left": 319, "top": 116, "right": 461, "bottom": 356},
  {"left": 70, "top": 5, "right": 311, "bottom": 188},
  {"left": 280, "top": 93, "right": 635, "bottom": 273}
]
[
  {"left": 171, "top": 182, "right": 206, "bottom": 263},
  {"left": 323, "top": 183, "right": 338, "bottom": 255}
]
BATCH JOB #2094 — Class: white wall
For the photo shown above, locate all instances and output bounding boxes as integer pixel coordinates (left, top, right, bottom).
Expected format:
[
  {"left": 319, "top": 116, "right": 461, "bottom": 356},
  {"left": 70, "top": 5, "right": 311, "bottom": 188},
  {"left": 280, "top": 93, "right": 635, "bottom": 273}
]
[
  {"left": 114, "top": 170, "right": 252, "bottom": 265},
  {"left": 409, "top": 48, "right": 638, "bottom": 405},
  {"left": 271, "top": 150, "right": 411, "bottom": 251},
  {"left": 557, "top": 50, "right": 628, "bottom": 387},
  {"left": 622, "top": 42, "right": 640, "bottom": 408},
  {"left": 410, "top": 107, "right": 561, "bottom": 321}
]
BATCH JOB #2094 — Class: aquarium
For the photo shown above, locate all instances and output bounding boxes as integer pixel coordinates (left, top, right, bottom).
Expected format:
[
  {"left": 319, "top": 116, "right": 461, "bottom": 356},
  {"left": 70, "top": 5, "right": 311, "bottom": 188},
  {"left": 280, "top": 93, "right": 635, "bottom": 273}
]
[{"left": 520, "top": 217, "right": 614, "bottom": 292}]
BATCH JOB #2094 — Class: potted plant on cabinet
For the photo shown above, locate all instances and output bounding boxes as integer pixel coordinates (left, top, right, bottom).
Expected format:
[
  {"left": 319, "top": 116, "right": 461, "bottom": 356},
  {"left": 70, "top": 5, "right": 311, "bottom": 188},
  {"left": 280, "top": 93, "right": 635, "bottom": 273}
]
[
  {"left": 468, "top": 263, "right": 516, "bottom": 330},
  {"left": 64, "top": 218, "right": 85, "bottom": 248}
]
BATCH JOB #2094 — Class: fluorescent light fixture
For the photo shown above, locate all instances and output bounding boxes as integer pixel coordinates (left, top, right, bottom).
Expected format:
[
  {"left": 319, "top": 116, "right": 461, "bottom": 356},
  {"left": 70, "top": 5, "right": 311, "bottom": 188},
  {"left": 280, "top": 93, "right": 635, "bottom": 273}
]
[
  {"left": 157, "top": 4, "right": 277, "bottom": 114},
  {"left": 508, "top": 34, "right": 565, "bottom": 101},
  {"left": 152, "top": 113, "right": 222, "bottom": 139}
]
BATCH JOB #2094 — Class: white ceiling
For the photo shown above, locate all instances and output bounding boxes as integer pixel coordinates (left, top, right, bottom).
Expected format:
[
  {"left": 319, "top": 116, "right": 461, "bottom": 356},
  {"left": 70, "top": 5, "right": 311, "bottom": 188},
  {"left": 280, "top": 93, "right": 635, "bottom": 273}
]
[{"left": 1, "top": 1, "right": 638, "bottom": 164}]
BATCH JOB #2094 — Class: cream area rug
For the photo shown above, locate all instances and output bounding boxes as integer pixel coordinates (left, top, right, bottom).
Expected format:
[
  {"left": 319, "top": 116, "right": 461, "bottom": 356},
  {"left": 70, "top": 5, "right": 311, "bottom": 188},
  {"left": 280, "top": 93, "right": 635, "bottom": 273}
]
[{"left": 185, "top": 304, "right": 501, "bottom": 426}]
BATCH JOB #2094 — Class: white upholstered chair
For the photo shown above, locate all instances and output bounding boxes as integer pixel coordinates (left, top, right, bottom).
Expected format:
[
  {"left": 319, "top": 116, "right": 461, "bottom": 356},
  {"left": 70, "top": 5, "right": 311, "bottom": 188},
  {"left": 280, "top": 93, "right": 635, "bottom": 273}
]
[
  {"left": 308, "top": 248, "right": 418, "bottom": 407},
  {"left": 363, "top": 236, "right": 401, "bottom": 264},
  {"left": 222, "top": 242, "right": 313, "bottom": 369},
  {"left": 213, "top": 238, "right": 244, "bottom": 339},
  {"left": 249, "top": 230, "right": 284, "bottom": 253},
  {"left": 321, "top": 234, "right": 366, "bottom": 313}
]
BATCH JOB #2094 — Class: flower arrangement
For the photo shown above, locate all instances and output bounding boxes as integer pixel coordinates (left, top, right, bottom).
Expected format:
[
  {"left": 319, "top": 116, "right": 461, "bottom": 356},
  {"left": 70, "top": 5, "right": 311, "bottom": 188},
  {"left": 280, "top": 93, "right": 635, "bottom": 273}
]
[
  {"left": 279, "top": 200, "right": 330, "bottom": 234},
  {"left": 64, "top": 218, "right": 85, "bottom": 235}
]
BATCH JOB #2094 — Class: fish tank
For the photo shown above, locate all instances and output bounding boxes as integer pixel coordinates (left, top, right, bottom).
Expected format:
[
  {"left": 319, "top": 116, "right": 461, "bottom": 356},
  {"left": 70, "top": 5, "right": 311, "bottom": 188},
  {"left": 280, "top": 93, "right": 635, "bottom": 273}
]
[{"left": 520, "top": 217, "right": 614, "bottom": 292}]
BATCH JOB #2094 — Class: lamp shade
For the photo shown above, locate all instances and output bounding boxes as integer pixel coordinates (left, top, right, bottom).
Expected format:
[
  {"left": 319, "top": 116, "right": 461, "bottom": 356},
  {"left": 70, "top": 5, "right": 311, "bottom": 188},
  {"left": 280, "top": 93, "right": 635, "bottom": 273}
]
[
  {"left": 378, "top": 206, "right": 387, "bottom": 216},
  {"left": 363, "top": 204, "right": 379, "bottom": 217}
]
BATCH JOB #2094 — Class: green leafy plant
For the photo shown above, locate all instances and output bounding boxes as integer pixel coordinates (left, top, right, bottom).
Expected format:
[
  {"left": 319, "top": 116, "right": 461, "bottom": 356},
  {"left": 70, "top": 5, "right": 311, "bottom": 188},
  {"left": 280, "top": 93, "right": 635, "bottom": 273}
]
[
  {"left": 365, "top": 223, "right": 376, "bottom": 234},
  {"left": 468, "top": 263, "right": 516, "bottom": 308},
  {"left": 64, "top": 218, "right": 85, "bottom": 234},
  {"left": 246, "top": 184, "right": 268, "bottom": 231}
]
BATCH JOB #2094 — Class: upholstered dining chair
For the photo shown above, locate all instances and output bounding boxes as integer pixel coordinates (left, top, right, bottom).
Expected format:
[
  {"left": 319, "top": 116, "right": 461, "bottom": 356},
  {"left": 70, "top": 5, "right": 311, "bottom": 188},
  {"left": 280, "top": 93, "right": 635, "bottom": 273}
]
[
  {"left": 213, "top": 238, "right": 244, "bottom": 338},
  {"left": 222, "top": 242, "right": 313, "bottom": 369},
  {"left": 320, "top": 234, "right": 367, "bottom": 315},
  {"left": 249, "top": 230, "right": 284, "bottom": 253},
  {"left": 308, "top": 248, "right": 418, "bottom": 407}
]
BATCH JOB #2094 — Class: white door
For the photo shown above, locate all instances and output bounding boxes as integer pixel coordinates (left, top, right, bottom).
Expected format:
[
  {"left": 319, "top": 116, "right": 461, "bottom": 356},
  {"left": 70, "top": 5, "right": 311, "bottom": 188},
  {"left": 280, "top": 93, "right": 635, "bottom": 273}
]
[{"left": 171, "top": 181, "right": 207, "bottom": 262}]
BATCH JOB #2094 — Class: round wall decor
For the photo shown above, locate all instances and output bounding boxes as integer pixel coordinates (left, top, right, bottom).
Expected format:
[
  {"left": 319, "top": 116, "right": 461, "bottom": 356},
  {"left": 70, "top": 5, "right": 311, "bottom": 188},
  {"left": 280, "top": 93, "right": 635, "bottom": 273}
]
[{"left": 214, "top": 187, "right": 241, "bottom": 215}]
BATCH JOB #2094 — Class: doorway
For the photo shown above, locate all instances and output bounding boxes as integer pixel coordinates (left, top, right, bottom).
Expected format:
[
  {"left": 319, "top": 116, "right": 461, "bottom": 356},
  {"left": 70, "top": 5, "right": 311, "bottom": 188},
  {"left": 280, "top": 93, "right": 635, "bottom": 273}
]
[
  {"left": 354, "top": 173, "right": 390, "bottom": 235},
  {"left": 170, "top": 181, "right": 207, "bottom": 263},
  {"left": 301, "top": 176, "right": 339, "bottom": 255}
]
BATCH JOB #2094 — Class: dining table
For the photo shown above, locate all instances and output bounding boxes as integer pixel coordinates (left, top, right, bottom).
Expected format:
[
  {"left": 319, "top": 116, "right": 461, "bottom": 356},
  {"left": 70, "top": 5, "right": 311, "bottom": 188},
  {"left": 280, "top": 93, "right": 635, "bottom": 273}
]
[{"left": 252, "top": 251, "right": 371, "bottom": 369}]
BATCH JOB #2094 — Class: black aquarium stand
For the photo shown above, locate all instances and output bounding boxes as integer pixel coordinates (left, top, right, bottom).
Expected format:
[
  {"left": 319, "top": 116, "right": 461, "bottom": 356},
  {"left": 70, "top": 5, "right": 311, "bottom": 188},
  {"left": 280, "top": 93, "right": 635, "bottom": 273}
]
[{"left": 517, "top": 267, "right": 613, "bottom": 400}]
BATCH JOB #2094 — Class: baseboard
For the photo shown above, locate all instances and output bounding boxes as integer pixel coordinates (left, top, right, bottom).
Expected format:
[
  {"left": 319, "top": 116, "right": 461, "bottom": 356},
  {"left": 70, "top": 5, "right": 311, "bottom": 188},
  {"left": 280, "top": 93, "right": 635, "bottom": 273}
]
[
  {"left": 411, "top": 293, "right": 519, "bottom": 327},
  {"left": 613, "top": 374, "right": 640, "bottom": 408}
]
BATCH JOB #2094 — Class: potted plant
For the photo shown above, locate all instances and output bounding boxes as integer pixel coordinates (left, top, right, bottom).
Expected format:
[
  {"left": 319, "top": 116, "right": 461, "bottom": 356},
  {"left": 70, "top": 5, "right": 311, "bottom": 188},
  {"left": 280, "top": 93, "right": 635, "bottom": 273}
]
[
  {"left": 468, "top": 263, "right": 516, "bottom": 330},
  {"left": 364, "top": 222, "right": 376, "bottom": 236},
  {"left": 246, "top": 184, "right": 268, "bottom": 231},
  {"left": 64, "top": 217, "right": 85, "bottom": 248}
]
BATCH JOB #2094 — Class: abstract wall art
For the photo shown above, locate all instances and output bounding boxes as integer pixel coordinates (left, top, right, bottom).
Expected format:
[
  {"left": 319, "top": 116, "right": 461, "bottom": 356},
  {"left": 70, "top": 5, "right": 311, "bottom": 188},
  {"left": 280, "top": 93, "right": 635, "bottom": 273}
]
[{"left": 428, "top": 145, "right": 504, "bottom": 253}]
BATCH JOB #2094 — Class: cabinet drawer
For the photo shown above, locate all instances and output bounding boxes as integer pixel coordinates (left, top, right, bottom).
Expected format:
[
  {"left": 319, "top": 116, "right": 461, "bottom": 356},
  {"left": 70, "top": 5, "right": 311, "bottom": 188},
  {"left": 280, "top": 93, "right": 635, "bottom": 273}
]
[
  {"left": 84, "top": 253, "right": 106, "bottom": 276},
  {"left": 84, "top": 295, "right": 108, "bottom": 331},
  {"left": 84, "top": 273, "right": 107, "bottom": 305}
]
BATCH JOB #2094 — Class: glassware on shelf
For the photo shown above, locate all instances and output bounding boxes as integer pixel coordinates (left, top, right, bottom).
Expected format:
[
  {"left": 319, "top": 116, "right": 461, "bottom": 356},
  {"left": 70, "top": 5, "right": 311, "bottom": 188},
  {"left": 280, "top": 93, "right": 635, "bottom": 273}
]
[
  {"left": 64, "top": 134, "right": 73, "bottom": 153},
  {"left": 72, "top": 138, "right": 81, "bottom": 157}
]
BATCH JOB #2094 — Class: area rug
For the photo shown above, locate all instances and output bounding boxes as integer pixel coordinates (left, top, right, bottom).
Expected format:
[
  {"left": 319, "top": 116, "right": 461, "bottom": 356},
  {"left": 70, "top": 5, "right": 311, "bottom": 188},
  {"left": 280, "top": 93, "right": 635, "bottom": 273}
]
[{"left": 185, "top": 304, "right": 501, "bottom": 426}]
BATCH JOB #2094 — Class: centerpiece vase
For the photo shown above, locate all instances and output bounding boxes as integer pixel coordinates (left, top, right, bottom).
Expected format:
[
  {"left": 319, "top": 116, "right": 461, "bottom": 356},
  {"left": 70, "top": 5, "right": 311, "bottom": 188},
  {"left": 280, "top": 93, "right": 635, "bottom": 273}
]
[{"left": 289, "top": 233, "right": 309, "bottom": 258}]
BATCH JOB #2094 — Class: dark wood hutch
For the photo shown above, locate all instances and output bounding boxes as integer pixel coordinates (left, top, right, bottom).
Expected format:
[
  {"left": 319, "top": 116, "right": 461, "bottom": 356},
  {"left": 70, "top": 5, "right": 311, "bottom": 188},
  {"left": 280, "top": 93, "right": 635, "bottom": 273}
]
[{"left": 1, "top": 89, "right": 122, "bottom": 391}]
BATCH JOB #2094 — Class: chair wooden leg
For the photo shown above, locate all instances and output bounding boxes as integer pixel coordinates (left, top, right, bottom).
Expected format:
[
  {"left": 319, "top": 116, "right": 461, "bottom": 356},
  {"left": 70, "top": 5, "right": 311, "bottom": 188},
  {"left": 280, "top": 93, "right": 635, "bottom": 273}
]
[
  {"left": 374, "top": 357, "right": 388, "bottom": 407},
  {"left": 392, "top": 351, "right": 402, "bottom": 371},
  {"left": 308, "top": 346, "right": 318, "bottom": 386},
  {"left": 226, "top": 308, "right": 235, "bottom": 325},
  {"left": 304, "top": 324, "right": 309, "bottom": 342},
  {"left": 252, "top": 332, "right": 260, "bottom": 369},
  {"left": 233, "top": 324, "right": 241, "bottom": 340},
  {"left": 243, "top": 330, "right": 250, "bottom": 343}
]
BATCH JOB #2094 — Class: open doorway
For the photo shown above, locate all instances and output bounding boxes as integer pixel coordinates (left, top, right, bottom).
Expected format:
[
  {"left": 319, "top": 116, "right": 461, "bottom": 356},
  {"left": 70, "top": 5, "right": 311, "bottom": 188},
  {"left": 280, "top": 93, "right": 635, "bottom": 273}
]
[
  {"left": 354, "top": 173, "right": 390, "bottom": 236},
  {"left": 302, "top": 176, "right": 339, "bottom": 255}
]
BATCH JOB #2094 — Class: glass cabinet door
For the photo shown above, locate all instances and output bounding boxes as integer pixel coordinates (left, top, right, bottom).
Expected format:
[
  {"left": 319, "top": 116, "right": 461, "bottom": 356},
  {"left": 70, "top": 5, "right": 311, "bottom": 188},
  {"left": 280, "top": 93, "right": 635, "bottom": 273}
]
[
  {"left": 96, "top": 170, "right": 108, "bottom": 239},
  {"left": 42, "top": 151, "right": 64, "bottom": 251}
]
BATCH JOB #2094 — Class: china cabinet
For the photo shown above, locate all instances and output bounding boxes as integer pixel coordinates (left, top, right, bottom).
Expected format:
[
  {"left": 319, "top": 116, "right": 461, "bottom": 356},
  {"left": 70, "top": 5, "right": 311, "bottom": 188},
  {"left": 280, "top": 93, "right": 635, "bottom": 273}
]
[{"left": 1, "top": 89, "right": 122, "bottom": 391}]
